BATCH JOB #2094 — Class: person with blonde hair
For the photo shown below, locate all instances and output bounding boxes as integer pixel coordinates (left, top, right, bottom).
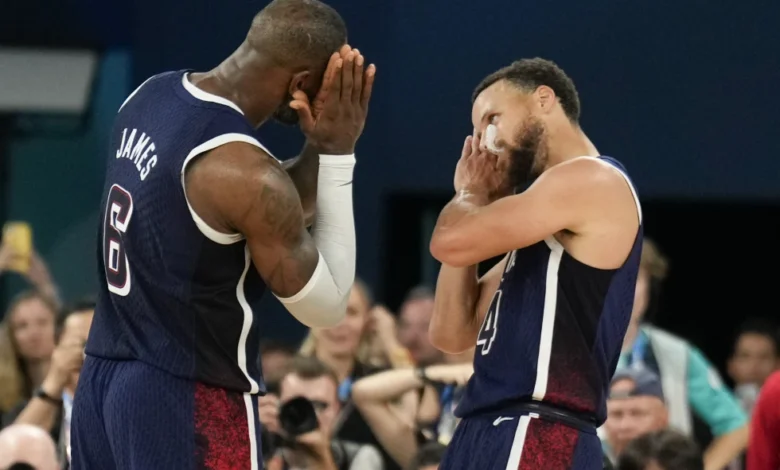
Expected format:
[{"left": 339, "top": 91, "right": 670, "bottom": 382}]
[
  {"left": 0, "top": 291, "right": 58, "bottom": 418},
  {"left": 297, "top": 278, "right": 414, "bottom": 470}
]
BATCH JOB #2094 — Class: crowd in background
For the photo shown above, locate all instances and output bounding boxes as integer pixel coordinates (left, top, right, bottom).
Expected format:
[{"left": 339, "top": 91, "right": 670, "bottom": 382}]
[{"left": 0, "top": 234, "right": 778, "bottom": 470}]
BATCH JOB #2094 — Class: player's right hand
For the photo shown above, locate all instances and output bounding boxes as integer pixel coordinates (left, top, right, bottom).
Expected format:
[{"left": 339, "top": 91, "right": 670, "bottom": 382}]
[
  {"left": 454, "top": 133, "right": 511, "bottom": 200},
  {"left": 290, "top": 45, "right": 376, "bottom": 155}
]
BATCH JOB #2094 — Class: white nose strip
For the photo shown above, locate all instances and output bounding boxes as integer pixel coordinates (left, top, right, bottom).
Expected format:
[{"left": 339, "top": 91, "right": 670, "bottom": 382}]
[{"left": 484, "top": 124, "right": 502, "bottom": 153}]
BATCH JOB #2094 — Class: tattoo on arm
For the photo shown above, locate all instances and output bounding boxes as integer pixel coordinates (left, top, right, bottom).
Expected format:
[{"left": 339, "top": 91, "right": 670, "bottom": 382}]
[{"left": 247, "top": 166, "right": 319, "bottom": 297}]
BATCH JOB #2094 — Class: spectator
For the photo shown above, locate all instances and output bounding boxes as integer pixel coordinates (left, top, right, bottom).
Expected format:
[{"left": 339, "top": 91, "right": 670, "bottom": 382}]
[
  {"left": 727, "top": 318, "right": 779, "bottom": 414},
  {"left": 299, "top": 279, "right": 411, "bottom": 470},
  {"left": 747, "top": 370, "right": 780, "bottom": 470},
  {"left": 351, "top": 362, "right": 473, "bottom": 467},
  {"left": 0, "top": 291, "right": 58, "bottom": 416},
  {"left": 367, "top": 304, "right": 416, "bottom": 370},
  {"left": 260, "top": 356, "right": 384, "bottom": 470},
  {"left": 617, "top": 239, "right": 748, "bottom": 470},
  {"left": 261, "top": 339, "right": 298, "bottom": 392},
  {"left": 617, "top": 429, "right": 704, "bottom": 470},
  {"left": 9, "top": 298, "right": 95, "bottom": 467},
  {"left": 603, "top": 369, "right": 669, "bottom": 463},
  {"left": 0, "top": 424, "right": 59, "bottom": 470},
  {"left": 298, "top": 279, "right": 383, "bottom": 375},
  {"left": 396, "top": 286, "right": 443, "bottom": 367},
  {"left": 407, "top": 442, "right": 447, "bottom": 470}
]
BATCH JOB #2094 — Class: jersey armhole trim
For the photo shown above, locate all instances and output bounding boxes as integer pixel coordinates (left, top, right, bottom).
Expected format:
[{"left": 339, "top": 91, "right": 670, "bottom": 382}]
[
  {"left": 181, "top": 133, "right": 276, "bottom": 245},
  {"left": 602, "top": 162, "right": 643, "bottom": 225},
  {"left": 118, "top": 75, "right": 157, "bottom": 113},
  {"left": 577, "top": 156, "right": 643, "bottom": 225}
]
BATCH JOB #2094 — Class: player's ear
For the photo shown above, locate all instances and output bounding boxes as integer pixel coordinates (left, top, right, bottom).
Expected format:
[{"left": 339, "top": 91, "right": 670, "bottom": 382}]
[
  {"left": 288, "top": 71, "right": 311, "bottom": 96},
  {"left": 535, "top": 85, "right": 556, "bottom": 115}
]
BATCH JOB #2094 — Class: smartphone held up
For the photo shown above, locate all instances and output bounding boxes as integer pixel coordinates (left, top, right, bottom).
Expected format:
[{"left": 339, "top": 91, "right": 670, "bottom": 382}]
[{"left": 2, "top": 221, "right": 33, "bottom": 274}]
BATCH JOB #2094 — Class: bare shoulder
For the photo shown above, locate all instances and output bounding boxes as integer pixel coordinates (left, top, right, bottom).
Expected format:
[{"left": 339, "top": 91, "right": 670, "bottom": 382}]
[
  {"left": 185, "top": 141, "right": 301, "bottom": 236},
  {"left": 540, "top": 156, "right": 630, "bottom": 194},
  {"left": 548, "top": 157, "right": 640, "bottom": 268},
  {"left": 531, "top": 157, "right": 636, "bottom": 217}
]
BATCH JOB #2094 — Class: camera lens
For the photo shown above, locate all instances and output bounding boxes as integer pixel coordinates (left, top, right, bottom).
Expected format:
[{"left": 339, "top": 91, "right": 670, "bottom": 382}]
[{"left": 278, "top": 397, "right": 319, "bottom": 437}]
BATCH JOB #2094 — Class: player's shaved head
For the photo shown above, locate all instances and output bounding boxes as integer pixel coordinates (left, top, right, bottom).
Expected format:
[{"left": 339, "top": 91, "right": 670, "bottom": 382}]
[
  {"left": 194, "top": 0, "right": 348, "bottom": 127},
  {"left": 248, "top": 0, "right": 347, "bottom": 70}
]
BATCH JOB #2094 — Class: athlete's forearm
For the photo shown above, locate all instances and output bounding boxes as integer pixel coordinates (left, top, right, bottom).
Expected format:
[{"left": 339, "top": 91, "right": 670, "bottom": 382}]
[
  {"left": 282, "top": 142, "right": 319, "bottom": 225},
  {"left": 703, "top": 424, "right": 748, "bottom": 470},
  {"left": 275, "top": 154, "right": 356, "bottom": 327},
  {"left": 429, "top": 263, "right": 481, "bottom": 353},
  {"left": 430, "top": 191, "right": 490, "bottom": 266}
]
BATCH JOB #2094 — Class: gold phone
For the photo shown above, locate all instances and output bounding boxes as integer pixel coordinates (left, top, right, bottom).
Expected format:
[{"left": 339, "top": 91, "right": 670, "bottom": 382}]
[{"left": 2, "top": 221, "right": 32, "bottom": 273}]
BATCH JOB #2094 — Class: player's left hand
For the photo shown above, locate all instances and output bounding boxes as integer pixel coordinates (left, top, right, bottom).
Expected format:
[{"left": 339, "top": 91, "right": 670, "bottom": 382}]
[
  {"left": 290, "top": 45, "right": 376, "bottom": 155},
  {"left": 454, "top": 133, "right": 511, "bottom": 201}
]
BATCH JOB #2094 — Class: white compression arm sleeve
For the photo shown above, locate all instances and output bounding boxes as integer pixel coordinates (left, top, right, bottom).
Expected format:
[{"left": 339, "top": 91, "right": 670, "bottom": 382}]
[{"left": 274, "top": 154, "right": 356, "bottom": 327}]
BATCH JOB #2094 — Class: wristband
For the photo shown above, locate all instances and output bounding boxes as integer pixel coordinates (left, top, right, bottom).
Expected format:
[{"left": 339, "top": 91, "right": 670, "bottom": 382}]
[
  {"left": 415, "top": 367, "right": 431, "bottom": 385},
  {"left": 34, "top": 387, "right": 63, "bottom": 405}
]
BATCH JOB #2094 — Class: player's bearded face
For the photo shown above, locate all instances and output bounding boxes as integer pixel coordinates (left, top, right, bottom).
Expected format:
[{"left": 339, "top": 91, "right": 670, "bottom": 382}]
[
  {"left": 272, "top": 92, "right": 302, "bottom": 126},
  {"left": 504, "top": 116, "right": 547, "bottom": 189}
]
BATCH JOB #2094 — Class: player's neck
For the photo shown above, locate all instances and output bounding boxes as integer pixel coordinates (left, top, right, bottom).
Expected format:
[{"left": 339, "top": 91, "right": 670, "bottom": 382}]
[
  {"left": 544, "top": 121, "right": 600, "bottom": 169},
  {"left": 196, "top": 46, "right": 280, "bottom": 127},
  {"left": 315, "top": 350, "right": 355, "bottom": 382}
]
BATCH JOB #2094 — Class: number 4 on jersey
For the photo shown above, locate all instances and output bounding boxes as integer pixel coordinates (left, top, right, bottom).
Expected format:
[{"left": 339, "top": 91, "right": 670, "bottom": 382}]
[
  {"left": 477, "top": 289, "right": 502, "bottom": 356},
  {"left": 104, "top": 184, "right": 134, "bottom": 296}
]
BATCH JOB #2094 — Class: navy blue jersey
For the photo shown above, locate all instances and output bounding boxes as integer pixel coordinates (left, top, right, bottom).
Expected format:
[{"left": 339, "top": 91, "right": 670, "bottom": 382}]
[
  {"left": 456, "top": 157, "right": 643, "bottom": 425},
  {"left": 87, "top": 70, "right": 274, "bottom": 393}
]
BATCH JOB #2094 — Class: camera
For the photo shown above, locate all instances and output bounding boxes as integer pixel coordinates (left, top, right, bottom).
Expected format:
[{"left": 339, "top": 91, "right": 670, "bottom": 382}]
[
  {"left": 279, "top": 397, "right": 320, "bottom": 437},
  {"left": 261, "top": 396, "right": 320, "bottom": 458}
]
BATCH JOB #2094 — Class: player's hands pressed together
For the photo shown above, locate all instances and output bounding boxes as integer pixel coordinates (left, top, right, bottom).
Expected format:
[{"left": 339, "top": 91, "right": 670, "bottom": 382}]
[
  {"left": 290, "top": 45, "right": 376, "bottom": 155},
  {"left": 454, "top": 133, "right": 511, "bottom": 202}
]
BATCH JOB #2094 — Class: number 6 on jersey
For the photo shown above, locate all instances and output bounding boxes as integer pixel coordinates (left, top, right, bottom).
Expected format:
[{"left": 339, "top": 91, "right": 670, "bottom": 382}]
[{"left": 104, "top": 184, "right": 134, "bottom": 296}]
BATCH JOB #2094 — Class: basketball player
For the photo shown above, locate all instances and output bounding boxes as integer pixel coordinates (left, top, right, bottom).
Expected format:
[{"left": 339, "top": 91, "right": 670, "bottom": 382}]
[
  {"left": 428, "top": 58, "right": 642, "bottom": 470},
  {"left": 70, "top": 0, "right": 375, "bottom": 468}
]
